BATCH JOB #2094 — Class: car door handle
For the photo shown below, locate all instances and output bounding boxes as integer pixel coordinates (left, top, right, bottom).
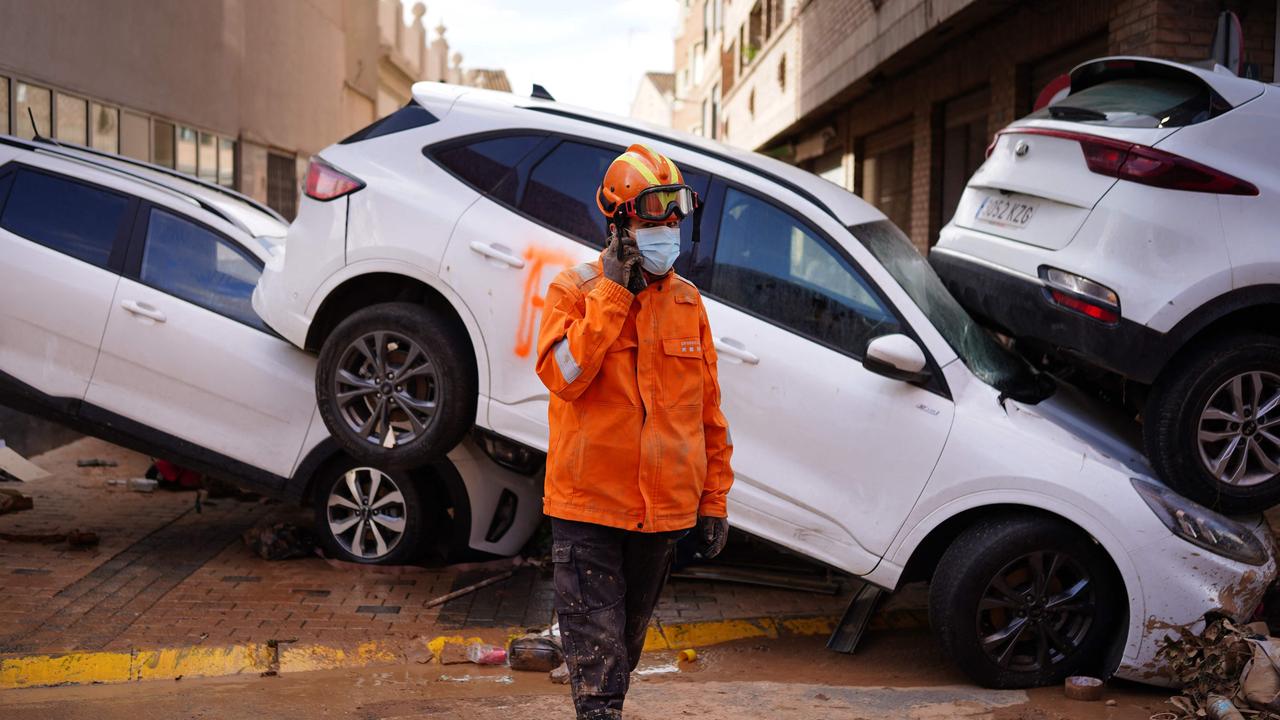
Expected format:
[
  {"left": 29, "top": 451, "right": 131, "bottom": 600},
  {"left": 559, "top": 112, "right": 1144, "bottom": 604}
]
[
  {"left": 714, "top": 337, "right": 759, "bottom": 365},
  {"left": 469, "top": 241, "right": 526, "bottom": 269},
  {"left": 121, "top": 299, "right": 167, "bottom": 323}
]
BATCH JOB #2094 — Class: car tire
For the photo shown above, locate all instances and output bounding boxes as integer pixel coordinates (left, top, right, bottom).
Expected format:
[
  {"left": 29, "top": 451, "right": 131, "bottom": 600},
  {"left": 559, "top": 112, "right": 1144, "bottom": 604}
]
[
  {"left": 928, "top": 515, "right": 1121, "bottom": 689},
  {"left": 313, "top": 460, "right": 427, "bottom": 565},
  {"left": 1144, "top": 334, "right": 1280, "bottom": 514},
  {"left": 316, "top": 302, "right": 476, "bottom": 468}
]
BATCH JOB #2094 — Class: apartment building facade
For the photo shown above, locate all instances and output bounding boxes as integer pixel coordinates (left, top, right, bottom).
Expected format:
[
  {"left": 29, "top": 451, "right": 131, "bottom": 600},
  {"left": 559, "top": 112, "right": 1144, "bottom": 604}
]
[
  {"left": 674, "top": 0, "right": 1278, "bottom": 252},
  {"left": 0, "top": 0, "right": 498, "bottom": 220}
]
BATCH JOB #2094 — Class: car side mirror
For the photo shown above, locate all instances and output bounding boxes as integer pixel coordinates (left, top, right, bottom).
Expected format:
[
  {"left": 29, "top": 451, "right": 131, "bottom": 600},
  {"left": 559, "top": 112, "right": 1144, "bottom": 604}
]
[{"left": 863, "top": 334, "right": 931, "bottom": 384}]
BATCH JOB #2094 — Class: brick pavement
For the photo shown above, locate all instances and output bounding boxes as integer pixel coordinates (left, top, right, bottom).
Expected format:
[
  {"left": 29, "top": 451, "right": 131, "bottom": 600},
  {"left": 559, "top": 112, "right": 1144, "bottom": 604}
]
[{"left": 0, "top": 437, "right": 858, "bottom": 659}]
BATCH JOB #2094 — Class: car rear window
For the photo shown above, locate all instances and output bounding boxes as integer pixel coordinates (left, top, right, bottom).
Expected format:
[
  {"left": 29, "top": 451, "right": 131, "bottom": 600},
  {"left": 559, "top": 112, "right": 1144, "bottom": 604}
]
[
  {"left": 1028, "top": 76, "right": 1219, "bottom": 128},
  {"left": 432, "top": 134, "right": 545, "bottom": 205},
  {"left": 1, "top": 168, "right": 130, "bottom": 268},
  {"left": 339, "top": 102, "right": 438, "bottom": 144}
]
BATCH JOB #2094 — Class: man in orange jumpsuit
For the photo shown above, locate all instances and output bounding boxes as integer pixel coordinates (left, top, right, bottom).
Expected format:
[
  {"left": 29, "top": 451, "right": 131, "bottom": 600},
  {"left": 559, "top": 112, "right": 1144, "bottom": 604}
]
[{"left": 535, "top": 144, "right": 734, "bottom": 720}]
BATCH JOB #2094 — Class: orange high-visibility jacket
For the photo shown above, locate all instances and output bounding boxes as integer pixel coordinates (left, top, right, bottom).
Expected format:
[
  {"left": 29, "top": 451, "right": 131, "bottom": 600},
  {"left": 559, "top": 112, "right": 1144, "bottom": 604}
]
[{"left": 535, "top": 256, "right": 734, "bottom": 532}]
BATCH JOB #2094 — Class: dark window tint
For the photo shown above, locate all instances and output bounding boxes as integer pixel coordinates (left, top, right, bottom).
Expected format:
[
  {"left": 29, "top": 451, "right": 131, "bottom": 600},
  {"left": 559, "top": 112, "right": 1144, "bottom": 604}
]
[
  {"left": 1028, "top": 76, "right": 1218, "bottom": 128},
  {"left": 340, "top": 102, "right": 438, "bottom": 144},
  {"left": 1, "top": 169, "right": 129, "bottom": 267},
  {"left": 520, "top": 141, "right": 619, "bottom": 247},
  {"left": 140, "top": 208, "right": 266, "bottom": 330},
  {"left": 434, "top": 134, "right": 543, "bottom": 205},
  {"left": 711, "top": 187, "right": 898, "bottom": 357}
]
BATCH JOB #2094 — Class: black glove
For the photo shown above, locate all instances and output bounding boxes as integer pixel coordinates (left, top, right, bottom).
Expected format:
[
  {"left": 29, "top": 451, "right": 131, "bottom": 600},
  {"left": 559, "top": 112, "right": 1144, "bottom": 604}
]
[
  {"left": 694, "top": 515, "right": 728, "bottom": 560},
  {"left": 602, "top": 228, "right": 646, "bottom": 294}
]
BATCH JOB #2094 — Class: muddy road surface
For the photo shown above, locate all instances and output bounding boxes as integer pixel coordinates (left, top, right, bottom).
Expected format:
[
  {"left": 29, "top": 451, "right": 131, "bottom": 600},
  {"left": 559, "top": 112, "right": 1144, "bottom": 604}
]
[{"left": 1, "top": 630, "right": 1174, "bottom": 719}]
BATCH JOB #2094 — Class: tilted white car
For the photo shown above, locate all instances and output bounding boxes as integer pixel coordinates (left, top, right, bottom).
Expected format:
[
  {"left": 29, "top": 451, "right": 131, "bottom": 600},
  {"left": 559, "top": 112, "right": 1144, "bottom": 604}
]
[
  {"left": 0, "top": 134, "right": 542, "bottom": 565},
  {"left": 253, "top": 82, "right": 1276, "bottom": 688},
  {"left": 932, "top": 56, "right": 1280, "bottom": 514}
]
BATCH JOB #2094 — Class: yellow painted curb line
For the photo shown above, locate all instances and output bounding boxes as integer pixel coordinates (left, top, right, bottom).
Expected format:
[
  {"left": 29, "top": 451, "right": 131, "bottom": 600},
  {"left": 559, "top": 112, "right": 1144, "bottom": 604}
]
[{"left": 0, "top": 613, "right": 847, "bottom": 690}]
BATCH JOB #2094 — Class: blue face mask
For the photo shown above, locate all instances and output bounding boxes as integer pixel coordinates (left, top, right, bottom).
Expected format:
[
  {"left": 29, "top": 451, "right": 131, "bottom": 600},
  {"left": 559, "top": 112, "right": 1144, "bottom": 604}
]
[{"left": 634, "top": 225, "right": 681, "bottom": 275}]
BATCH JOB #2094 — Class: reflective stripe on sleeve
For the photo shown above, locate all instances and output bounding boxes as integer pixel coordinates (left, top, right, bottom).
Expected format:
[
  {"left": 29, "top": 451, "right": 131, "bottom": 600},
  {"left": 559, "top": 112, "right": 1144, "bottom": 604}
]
[
  {"left": 572, "top": 263, "right": 599, "bottom": 283},
  {"left": 725, "top": 427, "right": 733, "bottom": 447},
  {"left": 554, "top": 338, "right": 581, "bottom": 384}
]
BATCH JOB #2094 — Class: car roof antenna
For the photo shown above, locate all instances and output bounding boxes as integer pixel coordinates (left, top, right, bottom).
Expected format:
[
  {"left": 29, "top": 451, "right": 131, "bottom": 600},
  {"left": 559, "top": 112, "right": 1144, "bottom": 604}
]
[
  {"left": 27, "top": 107, "right": 46, "bottom": 142},
  {"left": 531, "top": 84, "right": 555, "bottom": 101}
]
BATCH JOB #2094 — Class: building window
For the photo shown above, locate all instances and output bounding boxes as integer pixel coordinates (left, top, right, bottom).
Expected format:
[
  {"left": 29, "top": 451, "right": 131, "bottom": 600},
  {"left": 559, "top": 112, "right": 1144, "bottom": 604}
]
[
  {"left": 860, "top": 123, "right": 914, "bottom": 237},
  {"left": 710, "top": 82, "right": 721, "bottom": 140},
  {"left": 55, "top": 93, "right": 88, "bottom": 144},
  {"left": 153, "top": 120, "right": 176, "bottom": 168},
  {"left": 693, "top": 42, "right": 705, "bottom": 84},
  {"left": 15, "top": 81, "right": 52, "bottom": 140},
  {"left": 198, "top": 132, "right": 217, "bottom": 183},
  {"left": 91, "top": 103, "right": 119, "bottom": 154},
  {"left": 218, "top": 138, "right": 235, "bottom": 188},
  {"left": 0, "top": 77, "right": 8, "bottom": 135},
  {"left": 702, "top": 0, "right": 710, "bottom": 46},
  {"left": 936, "top": 87, "right": 989, "bottom": 240},
  {"left": 176, "top": 126, "right": 198, "bottom": 175},
  {"left": 120, "top": 111, "right": 149, "bottom": 161},
  {"left": 809, "top": 149, "right": 845, "bottom": 189},
  {"left": 745, "top": 2, "right": 764, "bottom": 64},
  {"left": 267, "top": 152, "right": 299, "bottom": 221}
]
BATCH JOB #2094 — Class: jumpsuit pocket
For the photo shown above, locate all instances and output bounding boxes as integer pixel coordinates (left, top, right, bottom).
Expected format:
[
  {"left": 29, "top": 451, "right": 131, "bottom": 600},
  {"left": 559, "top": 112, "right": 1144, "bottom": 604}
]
[
  {"left": 661, "top": 337, "right": 704, "bottom": 408},
  {"left": 551, "top": 542, "right": 584, "bottom": 612}
]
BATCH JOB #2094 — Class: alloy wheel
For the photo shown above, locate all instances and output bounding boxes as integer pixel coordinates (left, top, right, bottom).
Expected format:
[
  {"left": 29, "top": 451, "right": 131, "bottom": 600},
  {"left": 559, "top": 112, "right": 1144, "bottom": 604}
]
[
  {"left": 976, "top": 551, "right": 1095, "bottom": 672},
  {"left": 335, "top": 331, "right": 439, "bottom": 450},
  {"left": 1197, "top": 371, "right": 1280, "bottom": 487},
  {"left": 326, "top": 467, "right": 408, "bottom": 559}
]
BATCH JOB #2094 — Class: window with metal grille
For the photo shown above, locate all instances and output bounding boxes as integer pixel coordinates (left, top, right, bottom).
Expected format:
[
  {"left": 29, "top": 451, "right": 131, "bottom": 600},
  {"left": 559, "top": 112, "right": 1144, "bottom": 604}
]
[{"left": 267, "top": 152, "right": 298, "bottom": 221}]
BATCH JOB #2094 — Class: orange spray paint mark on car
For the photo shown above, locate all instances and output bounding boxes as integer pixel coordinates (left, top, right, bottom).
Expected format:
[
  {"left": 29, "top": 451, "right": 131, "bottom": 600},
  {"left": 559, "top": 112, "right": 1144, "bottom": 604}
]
[{"left": 515, "top": 245, "right": 578, "bottom": 358}]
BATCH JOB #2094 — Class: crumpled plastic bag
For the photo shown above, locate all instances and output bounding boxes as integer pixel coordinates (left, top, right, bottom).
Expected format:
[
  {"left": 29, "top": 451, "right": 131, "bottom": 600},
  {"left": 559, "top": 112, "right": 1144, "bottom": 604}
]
[{"left": 1239, "top": 623, "right": 1280, "bottom": 713}]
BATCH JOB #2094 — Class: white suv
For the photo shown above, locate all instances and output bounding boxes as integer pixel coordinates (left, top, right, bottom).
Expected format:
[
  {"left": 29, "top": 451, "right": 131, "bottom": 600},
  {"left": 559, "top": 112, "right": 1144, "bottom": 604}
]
[
  {"left": 254, "top": 83, "right": 1276, "bottom": 688},
  {"left": 933, "top": 57, "right": 1280, "bottom": 513},
  {"left": 0, "top": 134, "right": 542, "bottom": 565}
]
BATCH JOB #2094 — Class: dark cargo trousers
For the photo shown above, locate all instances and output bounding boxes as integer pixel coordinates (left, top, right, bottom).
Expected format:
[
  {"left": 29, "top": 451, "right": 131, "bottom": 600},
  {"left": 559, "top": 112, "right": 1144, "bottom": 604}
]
[{"left": 551, "top": 518, "right": 687, "bottom": 720}]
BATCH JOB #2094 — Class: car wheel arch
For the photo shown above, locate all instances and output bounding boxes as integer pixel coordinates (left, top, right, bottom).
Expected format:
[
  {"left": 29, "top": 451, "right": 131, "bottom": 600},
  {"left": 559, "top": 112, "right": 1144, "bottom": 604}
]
[
  {"left": 1152, "top": 293, "right": 1280, "bottom": 388},
  {"left": 304, "top": 268, "right": 485, "bottom": 395}
]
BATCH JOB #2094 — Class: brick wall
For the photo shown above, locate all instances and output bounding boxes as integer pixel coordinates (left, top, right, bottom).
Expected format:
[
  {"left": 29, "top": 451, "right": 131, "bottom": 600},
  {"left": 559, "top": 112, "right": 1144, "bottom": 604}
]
[{"left": 786, "top": 0, "right": 1277, "bottom": 252}]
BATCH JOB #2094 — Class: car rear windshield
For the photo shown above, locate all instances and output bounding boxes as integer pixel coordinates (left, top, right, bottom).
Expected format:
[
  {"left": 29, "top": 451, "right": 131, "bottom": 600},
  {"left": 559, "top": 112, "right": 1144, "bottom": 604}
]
[
  {"left": 339, "top": 102, "right": 438, "bottom": 144},
  {"left": 1028, "top": 76, "right": 1222, "bottom": 129}
]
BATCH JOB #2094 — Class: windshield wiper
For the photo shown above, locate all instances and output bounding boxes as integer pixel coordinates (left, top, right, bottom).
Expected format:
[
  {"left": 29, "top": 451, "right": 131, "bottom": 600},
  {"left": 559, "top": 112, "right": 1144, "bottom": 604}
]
[{"left": 1048, "top": 105, "right": 1108, "bottom": 121}]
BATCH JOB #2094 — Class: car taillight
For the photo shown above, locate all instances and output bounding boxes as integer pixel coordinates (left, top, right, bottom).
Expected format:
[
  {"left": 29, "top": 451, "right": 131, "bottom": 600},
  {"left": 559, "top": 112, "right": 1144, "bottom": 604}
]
[
  {"left": 303, "top": 158, "right": 365, "bottom": 201},
  {"left": 997, "top": 128, "right": 1258, "bottom": 196},
  {"left": 1040, "top": 267, "right": 1120, "bottom": 325}
]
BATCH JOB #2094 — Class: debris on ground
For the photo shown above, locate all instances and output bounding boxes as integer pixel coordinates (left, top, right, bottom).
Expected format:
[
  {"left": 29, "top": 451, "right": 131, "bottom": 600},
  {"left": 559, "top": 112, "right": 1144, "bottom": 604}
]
[
  {"left": 1064, "top": 675, "right": 1103, "bottom": 701},
  {"left": 242, "top": 523, "right": 316, "bottom": 561},
  {"left": 0, "top": 443, "right": 50, "bottom": 482},
  {"left": 128, "top": 477, "right": 158, "bottom": 493},
  {"left": 678, "top": 649, "right": 698, "bottom": 663},
  {"left": 424, "top": 569, "right": 518, "bottom": 608},
  {"left": 508, "top": 635, "right": 563, "bottom": 672},
  {"left": 0, "top": 529, "right": 100, "bottom": 548},
  {"left": 1156, "top": 617, "right": 1280, "bottom": 719},
  {"left": 671, "top": 564, "right": 843, "bottom": 594},
  {"left": 466, "top": 643, "right": 507, "bottom": 665},
  {"left": 0, "top": 487, "right": 34, "bottom": 514},
  {"left": 549, "top": 662, "right": 570, "bottom": 684},
  {"left": 76, "top": 458, "right": 118, "bottom": 468}
]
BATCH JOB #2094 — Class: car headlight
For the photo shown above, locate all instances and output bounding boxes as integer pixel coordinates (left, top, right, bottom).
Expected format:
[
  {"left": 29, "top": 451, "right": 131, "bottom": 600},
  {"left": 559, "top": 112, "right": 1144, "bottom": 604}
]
[{"left": 1131, "top": 478, "right": 1269, "bottom": 566}]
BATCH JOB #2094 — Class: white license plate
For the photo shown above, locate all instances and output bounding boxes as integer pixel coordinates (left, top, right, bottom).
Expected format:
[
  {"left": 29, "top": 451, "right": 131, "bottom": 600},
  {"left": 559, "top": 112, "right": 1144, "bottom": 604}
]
[{"left": 975, "top": 195, "right": 1038, "bottom": 230}]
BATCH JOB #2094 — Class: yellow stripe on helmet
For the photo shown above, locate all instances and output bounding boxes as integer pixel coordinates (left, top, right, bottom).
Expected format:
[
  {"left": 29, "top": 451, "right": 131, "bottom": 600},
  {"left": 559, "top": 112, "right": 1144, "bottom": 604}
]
[
  {"left": 661, "top": 154, "right": 682, "bottom": 185},
  {"left": 617, "top": 153, "right": 663, "bottom": 187}
]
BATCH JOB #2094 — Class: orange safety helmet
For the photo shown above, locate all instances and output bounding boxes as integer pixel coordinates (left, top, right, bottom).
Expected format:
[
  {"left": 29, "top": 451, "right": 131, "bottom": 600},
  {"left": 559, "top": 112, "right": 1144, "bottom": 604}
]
[{"left": 596, "top": 144, "right": 699, "bottom": 224}]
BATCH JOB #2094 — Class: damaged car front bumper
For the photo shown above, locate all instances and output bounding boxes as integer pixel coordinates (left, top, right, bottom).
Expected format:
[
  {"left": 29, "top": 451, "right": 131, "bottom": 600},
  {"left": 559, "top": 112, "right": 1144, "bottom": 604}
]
[{"left": 1114, "top": 513, "right": 1276, "bottom": 686}]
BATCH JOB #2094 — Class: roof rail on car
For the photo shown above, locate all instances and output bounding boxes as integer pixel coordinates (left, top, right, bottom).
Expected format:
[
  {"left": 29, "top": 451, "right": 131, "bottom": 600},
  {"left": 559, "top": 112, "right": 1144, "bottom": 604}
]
[{"left": 520, "top": 106, "right": 838, "bottom": 223}]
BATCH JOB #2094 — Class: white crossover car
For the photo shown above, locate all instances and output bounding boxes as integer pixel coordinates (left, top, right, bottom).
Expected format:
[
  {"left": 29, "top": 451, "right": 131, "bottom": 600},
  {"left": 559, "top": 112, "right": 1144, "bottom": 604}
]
[
  {"left": 253, "top": 82, "right": 1276, "bottom": 688},
  {"left": 0, "top": 135, "right": 542, "bottom": 565},
  {"left": 933, "top": 57, "right": 1280, "bottom": 514}
]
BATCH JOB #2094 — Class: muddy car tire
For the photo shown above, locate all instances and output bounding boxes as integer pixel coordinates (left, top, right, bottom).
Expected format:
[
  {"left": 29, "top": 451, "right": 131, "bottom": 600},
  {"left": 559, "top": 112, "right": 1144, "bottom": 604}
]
[
  {"left": 1144, "top": 334, "right": 1280, "bottom": 514},
  {"left": 929, "top": 515, "right": 1121, "bottom": 689},
  {"left": 313, "top": 460, "right": 427, "bottom": 565},
  {"left": 316, "top": 302, "right": 476, "bottom": 468}
]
